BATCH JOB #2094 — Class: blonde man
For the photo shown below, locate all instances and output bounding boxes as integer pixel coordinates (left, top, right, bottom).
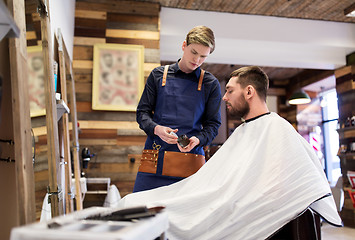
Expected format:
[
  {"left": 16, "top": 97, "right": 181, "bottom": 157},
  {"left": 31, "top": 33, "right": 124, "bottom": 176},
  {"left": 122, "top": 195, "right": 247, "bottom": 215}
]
[{"left": 134, "top": 26, "right": 221, "bottom": 192}]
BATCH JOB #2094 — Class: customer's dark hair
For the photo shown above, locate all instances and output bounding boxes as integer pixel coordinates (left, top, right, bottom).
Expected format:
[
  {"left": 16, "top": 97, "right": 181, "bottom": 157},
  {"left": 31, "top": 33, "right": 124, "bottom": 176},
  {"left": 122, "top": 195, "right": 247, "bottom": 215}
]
[{"left": 229, "top": 66, "right": 269, "bottom": 101}]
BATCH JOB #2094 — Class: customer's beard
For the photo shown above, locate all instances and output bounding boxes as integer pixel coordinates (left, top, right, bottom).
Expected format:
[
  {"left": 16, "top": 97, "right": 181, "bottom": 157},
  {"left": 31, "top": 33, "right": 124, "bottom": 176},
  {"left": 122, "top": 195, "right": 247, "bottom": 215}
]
[{"left": 227, "top": 97, "right": 250, "bottom": 120}]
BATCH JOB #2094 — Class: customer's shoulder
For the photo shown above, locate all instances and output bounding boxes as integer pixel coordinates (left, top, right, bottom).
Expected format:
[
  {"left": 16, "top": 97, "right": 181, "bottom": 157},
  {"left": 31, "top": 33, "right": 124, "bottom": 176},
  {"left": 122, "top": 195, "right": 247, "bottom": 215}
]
[{"left": 268, "top": 113, "right": 298, "bottom": 133}]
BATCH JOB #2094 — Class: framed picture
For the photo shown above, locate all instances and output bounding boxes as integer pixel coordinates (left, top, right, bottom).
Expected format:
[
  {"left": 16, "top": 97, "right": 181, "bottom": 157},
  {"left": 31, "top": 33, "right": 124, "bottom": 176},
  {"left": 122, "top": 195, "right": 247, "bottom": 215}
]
[
  {"left": 347, "top": 189, "right": 355, "bottom": 208},
  {"left": 92, "top": 43, "right": 144, "bottom": 111},
  {"left": 27, "top": 45, "right": 46, "bottom": 117},
  {"left": 348, "top": 171, "right": 355, "bottom": 189}
]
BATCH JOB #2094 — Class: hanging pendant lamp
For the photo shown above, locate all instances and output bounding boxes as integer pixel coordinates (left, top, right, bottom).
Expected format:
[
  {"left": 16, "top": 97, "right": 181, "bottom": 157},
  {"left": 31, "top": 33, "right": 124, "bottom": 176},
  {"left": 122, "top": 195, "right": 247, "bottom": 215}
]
[{"left": 288, "top": 89, "right": 311, "bottom": 105}]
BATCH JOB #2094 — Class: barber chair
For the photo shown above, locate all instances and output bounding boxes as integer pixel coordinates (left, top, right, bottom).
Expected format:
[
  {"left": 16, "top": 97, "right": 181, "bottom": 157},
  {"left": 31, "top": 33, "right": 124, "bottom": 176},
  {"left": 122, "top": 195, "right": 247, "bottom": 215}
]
[{"left": 267, "top": 209, "right": 321, "bottom": 240}]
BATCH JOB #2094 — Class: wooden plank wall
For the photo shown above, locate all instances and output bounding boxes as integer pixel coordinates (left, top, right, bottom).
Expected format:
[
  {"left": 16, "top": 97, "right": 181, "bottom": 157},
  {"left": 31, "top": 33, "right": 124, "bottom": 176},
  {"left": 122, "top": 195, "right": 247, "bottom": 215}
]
[
  {"left": 73, "top": 0, "right": 160, "bottom": 199},
  {"left": 25, "top": 0, "right": 161, "bottom": 219}
]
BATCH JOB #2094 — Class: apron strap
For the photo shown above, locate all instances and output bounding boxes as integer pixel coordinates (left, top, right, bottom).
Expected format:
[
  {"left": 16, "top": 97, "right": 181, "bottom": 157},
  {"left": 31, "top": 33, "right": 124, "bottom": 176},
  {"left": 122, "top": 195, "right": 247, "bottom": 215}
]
[
  {"left": 162, "top": 65, "right": 169, "bottom": 86},
  {"left": 198, "top": 70, "right": 205, "bottom": 91},
  {"left": 162, "top": 65, "right": 205, "bottom": 91}
]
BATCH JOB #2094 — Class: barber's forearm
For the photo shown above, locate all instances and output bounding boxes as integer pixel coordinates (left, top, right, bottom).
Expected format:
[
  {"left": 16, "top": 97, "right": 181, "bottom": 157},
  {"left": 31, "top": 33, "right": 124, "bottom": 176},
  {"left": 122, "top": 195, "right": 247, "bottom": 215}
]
[
  {"left": 197, "top": 106, "right": 221, "bottom": 146},
  {"left": 195, "top": 123, "right": 220, "bottom": 146},
  {"left": 137, "top": 112, "right": 158, "bottom": 136}
]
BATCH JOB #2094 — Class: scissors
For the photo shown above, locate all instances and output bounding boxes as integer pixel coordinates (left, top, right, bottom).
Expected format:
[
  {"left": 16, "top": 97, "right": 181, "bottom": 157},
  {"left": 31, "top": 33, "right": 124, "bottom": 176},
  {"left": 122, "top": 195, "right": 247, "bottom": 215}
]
[{"left": 153, "top": 141, "right": 161, "bottom": 150}]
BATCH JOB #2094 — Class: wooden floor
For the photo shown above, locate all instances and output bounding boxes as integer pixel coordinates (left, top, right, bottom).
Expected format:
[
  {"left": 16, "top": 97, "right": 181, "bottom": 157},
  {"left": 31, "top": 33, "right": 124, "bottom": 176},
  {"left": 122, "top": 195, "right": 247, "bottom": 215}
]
[{"left": 321, "top": 222, "right": 355, "bottom": 240}]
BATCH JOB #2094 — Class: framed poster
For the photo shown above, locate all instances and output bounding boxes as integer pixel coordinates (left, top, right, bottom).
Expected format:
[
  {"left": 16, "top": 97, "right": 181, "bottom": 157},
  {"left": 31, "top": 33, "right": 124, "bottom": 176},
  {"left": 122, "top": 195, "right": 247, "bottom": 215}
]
[
  {"left": 347, "top": 189, "right": 355, "bottom": 208},
  {"left": 348, "top": 171, "right": 355, "bottom": 189},
  {"left": 92, "top": 43, "right": 144, "bottom": 111},
  {"left": 27, "top": 45, "right": 46, "bottom": 117}
]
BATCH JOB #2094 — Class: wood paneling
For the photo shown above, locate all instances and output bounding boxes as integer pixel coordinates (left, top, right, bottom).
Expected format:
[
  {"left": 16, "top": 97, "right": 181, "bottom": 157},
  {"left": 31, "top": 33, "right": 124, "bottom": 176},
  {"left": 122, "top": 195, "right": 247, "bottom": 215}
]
[
  {"left": 74, "top": 37, "right": 106, "bottom": 46},
  {"left": 73, "top": 60, "right": 93, "bottom": 69},
  {"left": 75, "top": 28, "right": 106, "bottom": 38},
  {"left": 107, "top": 13, "right": 159, "bottom": 25},
  {"left": 76, "top": 0, "right": 160, "bottom": 16},
  {"left": 79, "top": 139, "right": 117, "bottom": 146},
  {"left": 76, "top": 101, "right": 93, "bottom": 112},
  {"left": 74, "top": 73, "right": 92, "bottom": 83},
  {"left": 26, "top": 31, "right": 37, "bottom": 40},
  {"left": 106, "top": 37, "right": 160, "bottom": 49},
  {"left": 73, "top": 46, "right": 93, "bottom": 60},
  {"left": 85, "top": 162, "right": 140, "bottom": 173},
  {"left": 75, "top": 10, "right": 107, "bottom": 20},
  {"left": 75, "top": 18, "right": 107, "bottom": 29},
  {"left": 106, "top": 22, "right": 158, "bottom": 32},
  {"left": 105, "top": 29, "right": 159, "bottom": 40},
  {"left": 72, "top": 0, "right": 160, "bottom": 198},
  {"left": 78, "top": 120, "right": 140, "bottom": 130}
]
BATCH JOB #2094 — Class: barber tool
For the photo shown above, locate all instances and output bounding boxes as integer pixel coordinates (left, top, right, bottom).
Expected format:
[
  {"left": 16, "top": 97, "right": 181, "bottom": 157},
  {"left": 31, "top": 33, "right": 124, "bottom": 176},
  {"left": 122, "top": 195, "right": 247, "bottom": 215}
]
[
  {"left": 152, "top": 142, "right": 161, "bottom": 150},
  {"left": 170, "top": 132, "right": 190, "bottom": 148},
  {"left": 85, "top": 206, "right": 165, "bottom": 222},
  {"left": 11, "top": 205, "right": 168, "bottom": 240},
  {"left": 178, "top": 135, "right": 190, "bottom": 148},
  {"left": 169, "top": 131, "right": 178, "bottom": 138}
]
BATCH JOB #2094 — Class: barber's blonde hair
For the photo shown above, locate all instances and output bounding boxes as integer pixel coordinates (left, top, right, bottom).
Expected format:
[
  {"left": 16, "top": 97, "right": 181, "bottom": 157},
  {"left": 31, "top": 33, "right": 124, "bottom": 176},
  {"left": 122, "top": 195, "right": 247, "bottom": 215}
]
[{"left": 186, "top": 26, "right": 215, "bottom": 54}]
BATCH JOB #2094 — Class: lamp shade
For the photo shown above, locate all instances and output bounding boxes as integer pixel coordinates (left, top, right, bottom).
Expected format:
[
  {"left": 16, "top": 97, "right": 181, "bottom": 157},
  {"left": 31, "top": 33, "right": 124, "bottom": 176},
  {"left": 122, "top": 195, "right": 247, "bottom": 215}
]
[{"left": 288, "top": 89, "right": 311, "bottom": 105}]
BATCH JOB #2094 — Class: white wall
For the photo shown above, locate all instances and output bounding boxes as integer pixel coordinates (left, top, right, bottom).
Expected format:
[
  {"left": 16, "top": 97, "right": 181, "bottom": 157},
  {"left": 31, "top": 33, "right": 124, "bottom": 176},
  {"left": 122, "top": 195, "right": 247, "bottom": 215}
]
[
  {"left": 160, "top": 7, "right": 355, "bottom": 70},
  {"left": 266, "top": 95, "right": 278, "bottom": 113},
  {"left": 49, "top": 0, "right": 75, "bottom": 60}
]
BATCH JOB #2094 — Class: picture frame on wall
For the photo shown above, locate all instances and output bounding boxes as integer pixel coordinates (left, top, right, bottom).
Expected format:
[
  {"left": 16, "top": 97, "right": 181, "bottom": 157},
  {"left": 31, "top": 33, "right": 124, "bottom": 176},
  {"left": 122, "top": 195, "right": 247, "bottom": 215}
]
[
  {"left": 92, "top": 43, "right": 144, "bottom": 111},
  {"left": 348, "top": 171, "right": 355, "bottom": 189},
  {"left": 27, "top": 45, "right": 46, "bottom": 117}
]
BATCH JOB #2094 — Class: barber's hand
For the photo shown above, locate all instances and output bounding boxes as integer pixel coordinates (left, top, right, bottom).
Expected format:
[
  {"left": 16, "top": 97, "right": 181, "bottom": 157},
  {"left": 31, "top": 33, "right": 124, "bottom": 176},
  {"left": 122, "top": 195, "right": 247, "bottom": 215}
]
[
  {"left": 178, "top": 136, "right": 200, "bottom": 152},
  {"left": 154, "top": 125, "right": 178, "bottom": 144}
]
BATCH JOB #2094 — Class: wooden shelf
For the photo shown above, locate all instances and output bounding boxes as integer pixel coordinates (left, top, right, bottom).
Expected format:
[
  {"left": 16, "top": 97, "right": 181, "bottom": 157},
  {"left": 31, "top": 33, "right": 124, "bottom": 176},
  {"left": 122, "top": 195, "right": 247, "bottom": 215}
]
[
  {"left": 337, "top": 126, "right": 355, "bottom": 132},
  {"left": 83, "top": 178, "right": 110, "bottom": 208},
  {"left": 336, "top": 80, "right": 355, "bottom": 94},
  {"left": 337, "top": 65, "right": 355, "bottom": 227},
  {"left": 338, "top": 152, "right": 355, "bottom": 159},
  {"left": 337, "top": 126, "right": 355, "bottom": 139}
]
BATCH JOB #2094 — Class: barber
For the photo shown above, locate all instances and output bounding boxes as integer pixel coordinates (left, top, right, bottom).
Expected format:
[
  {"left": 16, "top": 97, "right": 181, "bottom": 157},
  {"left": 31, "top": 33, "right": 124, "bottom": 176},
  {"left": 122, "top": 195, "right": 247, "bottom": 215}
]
[{"left": 134, "top": 25, "right": 222, "bottom": 192}]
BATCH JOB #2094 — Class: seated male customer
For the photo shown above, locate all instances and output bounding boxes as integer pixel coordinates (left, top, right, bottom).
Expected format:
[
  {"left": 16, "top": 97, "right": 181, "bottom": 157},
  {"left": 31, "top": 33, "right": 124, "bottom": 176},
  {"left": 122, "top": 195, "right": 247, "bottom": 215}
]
[{"left": 118, "top": 66, "right": 342, "bottom": 240}]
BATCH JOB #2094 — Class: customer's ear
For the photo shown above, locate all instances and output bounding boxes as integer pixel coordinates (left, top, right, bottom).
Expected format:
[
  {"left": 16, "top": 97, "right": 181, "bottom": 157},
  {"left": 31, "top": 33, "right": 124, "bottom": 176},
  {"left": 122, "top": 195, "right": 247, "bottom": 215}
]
[{"left": 245, "top": 85, "right": 254, "bottom": 99}]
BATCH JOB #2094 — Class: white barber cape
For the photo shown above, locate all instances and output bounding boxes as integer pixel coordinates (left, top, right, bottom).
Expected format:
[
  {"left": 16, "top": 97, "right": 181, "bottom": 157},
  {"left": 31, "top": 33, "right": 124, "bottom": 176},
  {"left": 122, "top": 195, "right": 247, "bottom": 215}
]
[{"left": 118, "top": 112, "right": 342, "bottom": 240}]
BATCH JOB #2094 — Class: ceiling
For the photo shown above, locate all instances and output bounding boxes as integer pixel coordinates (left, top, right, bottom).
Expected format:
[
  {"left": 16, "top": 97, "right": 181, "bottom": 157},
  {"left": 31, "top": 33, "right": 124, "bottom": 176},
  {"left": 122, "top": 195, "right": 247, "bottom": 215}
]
[
  {"left": 25, "top": 0, "right": 355, "bottom": 94},
  {"left": 141, "top": 0, "right": 355, "bottom": 94}
]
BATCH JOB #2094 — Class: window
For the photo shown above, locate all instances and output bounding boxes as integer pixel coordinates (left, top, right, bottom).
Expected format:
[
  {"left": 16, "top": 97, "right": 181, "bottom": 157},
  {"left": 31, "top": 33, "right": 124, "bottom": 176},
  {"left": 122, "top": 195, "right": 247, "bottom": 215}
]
[{"left": 320, "top": 88, "right": 340, "bottom": 186}]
